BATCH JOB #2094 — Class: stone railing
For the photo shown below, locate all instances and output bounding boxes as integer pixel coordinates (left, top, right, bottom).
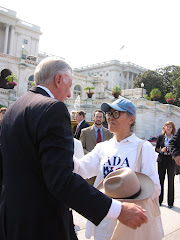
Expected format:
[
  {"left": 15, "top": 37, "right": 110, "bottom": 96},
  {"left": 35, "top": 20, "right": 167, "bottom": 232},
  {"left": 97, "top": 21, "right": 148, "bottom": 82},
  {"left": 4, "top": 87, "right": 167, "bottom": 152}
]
[{"left": 0, "top": 88, "right": 22, "bottom": 107}]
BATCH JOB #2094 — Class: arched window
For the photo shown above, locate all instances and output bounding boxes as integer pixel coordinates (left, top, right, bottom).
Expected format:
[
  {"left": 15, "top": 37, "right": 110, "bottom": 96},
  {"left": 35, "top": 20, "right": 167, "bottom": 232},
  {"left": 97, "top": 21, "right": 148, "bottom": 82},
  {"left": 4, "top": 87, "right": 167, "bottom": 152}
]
[
  {"left": 27, "top": 75, "right": 34, "bottom": 90},
  {"left": 0, "top": 69, "right": 12, "bottom": 89},
  {"left": 73, "top": 85, "right": 82, "bottom": 99}
]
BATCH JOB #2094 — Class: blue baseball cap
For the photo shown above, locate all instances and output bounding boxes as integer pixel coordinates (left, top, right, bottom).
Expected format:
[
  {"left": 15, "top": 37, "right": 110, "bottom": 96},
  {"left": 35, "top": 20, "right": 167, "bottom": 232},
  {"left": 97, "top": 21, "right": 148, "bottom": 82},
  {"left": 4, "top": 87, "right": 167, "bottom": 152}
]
[{"left": 101, "top": 97, "right": 136, "bottom": 118}]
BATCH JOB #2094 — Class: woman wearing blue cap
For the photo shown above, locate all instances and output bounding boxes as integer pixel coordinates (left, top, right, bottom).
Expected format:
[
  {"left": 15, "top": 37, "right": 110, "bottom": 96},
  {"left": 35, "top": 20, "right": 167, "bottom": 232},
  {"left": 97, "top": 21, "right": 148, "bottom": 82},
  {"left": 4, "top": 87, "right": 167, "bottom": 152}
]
[{"left": 74, "top": 97, "right": 163, "bottom": 240}]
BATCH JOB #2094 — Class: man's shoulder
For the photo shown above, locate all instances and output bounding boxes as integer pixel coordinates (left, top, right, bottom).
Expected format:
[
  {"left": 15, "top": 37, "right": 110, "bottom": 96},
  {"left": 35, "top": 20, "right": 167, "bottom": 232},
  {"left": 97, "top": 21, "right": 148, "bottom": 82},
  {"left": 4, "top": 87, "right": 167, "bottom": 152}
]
[
  {"left": 81, "top": 120, "right": 90, "bottom": 128},
  {"left": 84, "top": 120, "right": 90, "bottom": 126},
  {"left": 102, "top": 126, "right": 113, "bottom": 135},
  {"left": 81, "top": 125, "right": 93, "bottom": 133},
  {"left": 22, "top": 92, "right": 68, "bottom": 117}
]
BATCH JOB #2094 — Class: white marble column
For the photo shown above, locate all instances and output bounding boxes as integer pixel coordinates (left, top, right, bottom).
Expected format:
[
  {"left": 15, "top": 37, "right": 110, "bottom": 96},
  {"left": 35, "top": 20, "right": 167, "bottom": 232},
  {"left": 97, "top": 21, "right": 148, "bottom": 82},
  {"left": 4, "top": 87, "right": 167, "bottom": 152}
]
[
  {"left": 8, "top": 26, "right": 15, "bottom": 55},
  {"left": 126, "top": 71, "right": 129, "bottom": 89},
  {"left": 131, "top": 73, "right": 134, "bottom": 88},
  {"left": 3, "top": 24, "right": 9, "bottom": 54}
]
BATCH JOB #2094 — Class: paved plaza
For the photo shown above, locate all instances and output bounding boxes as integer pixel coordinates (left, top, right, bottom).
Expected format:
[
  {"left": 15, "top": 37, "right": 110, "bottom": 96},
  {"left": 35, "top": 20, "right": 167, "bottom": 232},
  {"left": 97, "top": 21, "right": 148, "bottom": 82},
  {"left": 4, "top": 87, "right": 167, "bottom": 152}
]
[{"left": 73, "top": 174, "right": 180, "bottom": 240}]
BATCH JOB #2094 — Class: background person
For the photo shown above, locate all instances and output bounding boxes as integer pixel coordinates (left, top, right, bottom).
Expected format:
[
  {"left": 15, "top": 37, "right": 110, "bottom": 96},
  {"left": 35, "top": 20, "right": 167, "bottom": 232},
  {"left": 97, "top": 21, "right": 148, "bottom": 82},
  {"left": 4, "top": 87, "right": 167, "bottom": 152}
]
[
  {"left": 155, "top": 121, "right": 176, "bottom": 208},
  {"left": 169, "top": 128, "right": 180, "bottom": 167},
  {"left": 0, "top": 107, "right": 7, "bottom": 194},
  {"left": 74, "top": 97, "right": 163, "bottom": 240},
  {"left": 73, "top": 138, "right": 84, "bottom": 159},
  {"left": 80, "top": 110, "right": 113, "bottom": 154},
  {"left": 80, "top": 109, "right": 113, "bottom": 185},
  {"left": 74, "top": 110, "right": 89, "bottom": 140},
  {"left": 0, "top": 58, "right": 147, "bottom": 240},
  {"left": 0, "top": 108, "right": 7, "bottom": 124}
]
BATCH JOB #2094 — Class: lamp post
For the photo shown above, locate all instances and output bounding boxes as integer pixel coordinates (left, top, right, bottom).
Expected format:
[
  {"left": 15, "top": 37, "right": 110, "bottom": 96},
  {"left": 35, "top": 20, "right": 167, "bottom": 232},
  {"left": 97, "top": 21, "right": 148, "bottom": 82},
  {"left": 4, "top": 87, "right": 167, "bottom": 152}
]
[{"left": 141, "top": 82, "right": 144, "bottom": 98}]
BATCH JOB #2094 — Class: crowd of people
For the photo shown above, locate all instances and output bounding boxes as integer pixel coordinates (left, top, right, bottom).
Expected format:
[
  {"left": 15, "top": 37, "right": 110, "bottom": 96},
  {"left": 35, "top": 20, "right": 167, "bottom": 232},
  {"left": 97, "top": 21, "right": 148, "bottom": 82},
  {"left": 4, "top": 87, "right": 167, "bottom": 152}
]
[{"left": 0, "top": 57, "right": 179, "bottom": 240}]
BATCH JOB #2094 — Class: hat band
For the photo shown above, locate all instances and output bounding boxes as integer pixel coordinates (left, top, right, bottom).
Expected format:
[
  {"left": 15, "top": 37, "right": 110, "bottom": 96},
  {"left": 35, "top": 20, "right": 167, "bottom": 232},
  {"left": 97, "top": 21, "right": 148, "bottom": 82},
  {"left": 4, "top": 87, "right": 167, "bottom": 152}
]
[{"left": 114, "top": 187, "right": 141, "bottom": 200}]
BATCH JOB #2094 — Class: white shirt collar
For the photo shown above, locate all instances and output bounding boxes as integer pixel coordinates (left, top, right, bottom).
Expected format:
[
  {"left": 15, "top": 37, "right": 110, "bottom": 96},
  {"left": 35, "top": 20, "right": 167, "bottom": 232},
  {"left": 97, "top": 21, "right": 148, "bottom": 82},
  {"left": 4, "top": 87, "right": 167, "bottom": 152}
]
[
  {"left": 113, "top": 133, "right": 136, "bottom": 144},
  {"left": 37, "top": 85, "right": 55, "bottom": 98},
  {"left": 78, "top": 119, "right": 84, "bottom": 126}
]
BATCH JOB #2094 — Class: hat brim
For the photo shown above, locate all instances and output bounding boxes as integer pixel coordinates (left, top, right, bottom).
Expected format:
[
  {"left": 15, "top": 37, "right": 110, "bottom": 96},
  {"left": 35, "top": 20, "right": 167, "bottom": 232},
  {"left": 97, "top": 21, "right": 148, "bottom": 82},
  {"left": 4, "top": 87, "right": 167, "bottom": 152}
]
[
  {"left": 97, "top": 172, "right": 154, "bottom": 202},
  {"left": 101, "top": 103, "right": 127, "bottom": 113}
]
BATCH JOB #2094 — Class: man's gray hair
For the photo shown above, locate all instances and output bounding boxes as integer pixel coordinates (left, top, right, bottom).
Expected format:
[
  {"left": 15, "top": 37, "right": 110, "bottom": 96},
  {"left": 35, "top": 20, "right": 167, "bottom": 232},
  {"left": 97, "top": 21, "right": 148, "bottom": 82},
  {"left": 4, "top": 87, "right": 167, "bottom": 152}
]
[
  {"left": 126, "top": 112, "right": 135, "bottom": 132},
  {"left": 34, "top": 57, "right": 72, "bottom": 85}
]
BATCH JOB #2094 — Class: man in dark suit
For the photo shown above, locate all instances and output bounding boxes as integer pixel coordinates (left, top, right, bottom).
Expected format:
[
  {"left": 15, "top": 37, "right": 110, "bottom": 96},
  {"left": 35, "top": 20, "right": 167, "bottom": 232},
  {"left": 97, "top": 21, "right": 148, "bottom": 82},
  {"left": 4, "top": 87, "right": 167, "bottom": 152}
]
[
  {"left": 74, "top": 110, "right": 89, "bottom": 139},
  {"left": 0, "top": 107, "right": 7, "bottom": 194},
  {"left": 0, "top": 57, "right": 147, "bottom": 240},
  {"left": 170, "top": 128, "right": 180, "bottom": 166}
]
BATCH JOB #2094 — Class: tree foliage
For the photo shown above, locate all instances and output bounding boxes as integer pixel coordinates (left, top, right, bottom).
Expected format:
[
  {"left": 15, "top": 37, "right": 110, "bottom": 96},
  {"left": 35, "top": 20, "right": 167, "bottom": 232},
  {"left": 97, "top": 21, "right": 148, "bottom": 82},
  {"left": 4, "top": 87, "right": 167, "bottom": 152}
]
[
  {"left": 134, "top": 65, "right": 180, "bottom": 106},
  {"left": 134, "top": 70, "right": 165, "bottom": 102}
]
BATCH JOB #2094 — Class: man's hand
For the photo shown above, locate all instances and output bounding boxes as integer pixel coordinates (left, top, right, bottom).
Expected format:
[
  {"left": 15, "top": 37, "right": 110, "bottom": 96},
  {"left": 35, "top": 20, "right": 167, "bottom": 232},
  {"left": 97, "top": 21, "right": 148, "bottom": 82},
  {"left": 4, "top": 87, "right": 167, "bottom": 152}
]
[
  {"left": 174, "top": 155, "right": 180, "bottom": 166},
  {"left": 117, "top": 202, "right": 147, "bottom": 230}
]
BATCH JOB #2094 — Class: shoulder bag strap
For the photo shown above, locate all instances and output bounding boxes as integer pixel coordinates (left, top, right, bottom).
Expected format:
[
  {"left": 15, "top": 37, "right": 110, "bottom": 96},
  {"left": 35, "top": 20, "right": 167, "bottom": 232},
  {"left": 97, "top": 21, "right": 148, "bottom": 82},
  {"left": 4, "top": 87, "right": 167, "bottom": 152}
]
[{"left": 134, "top": 140, "right": 146, "bottom": 172}]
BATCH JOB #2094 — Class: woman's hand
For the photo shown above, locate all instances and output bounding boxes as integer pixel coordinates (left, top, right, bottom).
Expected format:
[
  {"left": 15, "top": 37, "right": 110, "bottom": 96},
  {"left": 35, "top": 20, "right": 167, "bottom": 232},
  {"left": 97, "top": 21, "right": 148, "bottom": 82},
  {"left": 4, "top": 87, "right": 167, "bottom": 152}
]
[{"left": 161, "top": 147, "right": 167, "bottom": 153}]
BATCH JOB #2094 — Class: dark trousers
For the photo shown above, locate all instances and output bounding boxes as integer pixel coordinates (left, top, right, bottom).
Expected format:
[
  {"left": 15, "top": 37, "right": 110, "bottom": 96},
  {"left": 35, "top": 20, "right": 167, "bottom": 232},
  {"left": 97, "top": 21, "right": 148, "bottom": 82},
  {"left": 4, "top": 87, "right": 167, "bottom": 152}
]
[{"left": 158, "top": 156, "right": 175, "bottom": 206}]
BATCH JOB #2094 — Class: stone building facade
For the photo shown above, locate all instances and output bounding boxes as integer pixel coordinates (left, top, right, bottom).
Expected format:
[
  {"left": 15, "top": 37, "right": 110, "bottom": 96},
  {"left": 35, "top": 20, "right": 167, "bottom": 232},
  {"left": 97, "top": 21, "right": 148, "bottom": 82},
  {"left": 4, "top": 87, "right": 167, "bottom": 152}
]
[
  {"left": 0, "top": 6, "right": 179, "bottom": 140},
  {"left": 74, "top": 60, "right": 146, "bottom": 90}
]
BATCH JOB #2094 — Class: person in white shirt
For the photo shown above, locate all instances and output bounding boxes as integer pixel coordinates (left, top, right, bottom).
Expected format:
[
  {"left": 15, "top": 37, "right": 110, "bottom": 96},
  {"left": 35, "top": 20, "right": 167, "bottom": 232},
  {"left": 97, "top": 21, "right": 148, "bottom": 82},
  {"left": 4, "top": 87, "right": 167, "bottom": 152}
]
[
  {"left": 73, "top": 138, "right": 84, "bottom": 159},
  {"left": 74, "top": 97, "right": 163, "bottom": 240}
]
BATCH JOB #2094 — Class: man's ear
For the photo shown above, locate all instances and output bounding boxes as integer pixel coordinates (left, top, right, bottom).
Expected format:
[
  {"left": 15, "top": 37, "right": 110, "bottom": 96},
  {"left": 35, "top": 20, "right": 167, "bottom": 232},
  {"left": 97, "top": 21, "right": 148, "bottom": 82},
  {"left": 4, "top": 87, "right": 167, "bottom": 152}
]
[
  {"left": 54, "top": 73, "right": 63, "bottom": 88},
  {"left": 129, "top": 115, "right": 135, "bottom": 125}
]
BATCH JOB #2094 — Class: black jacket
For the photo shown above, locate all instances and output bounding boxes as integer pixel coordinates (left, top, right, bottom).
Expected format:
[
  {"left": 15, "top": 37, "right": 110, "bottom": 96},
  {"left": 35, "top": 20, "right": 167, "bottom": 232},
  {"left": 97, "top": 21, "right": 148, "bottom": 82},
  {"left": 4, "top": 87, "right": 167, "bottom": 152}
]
[
  {"left": 155, "top": 134, "right": 172, "bottom": 162},
  {"left": 74, "top": 120, "right": 89, "bottom": 140},
  {"left": 0, "top": 87, "right": 111, "bottom": 240},
  {"left": 169, "top": 128, "right": 180, "bottom": 158}
]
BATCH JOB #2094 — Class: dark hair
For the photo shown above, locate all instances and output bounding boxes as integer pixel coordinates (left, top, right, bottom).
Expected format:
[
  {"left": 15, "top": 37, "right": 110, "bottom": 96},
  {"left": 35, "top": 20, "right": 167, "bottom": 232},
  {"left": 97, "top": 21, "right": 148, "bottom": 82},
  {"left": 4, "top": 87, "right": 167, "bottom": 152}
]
[
  {"left": 94, "top": 109, "right": 104, "bottom": 117},
  {"left": 76, "top": 110, "right": 86, "bottom": 118}
]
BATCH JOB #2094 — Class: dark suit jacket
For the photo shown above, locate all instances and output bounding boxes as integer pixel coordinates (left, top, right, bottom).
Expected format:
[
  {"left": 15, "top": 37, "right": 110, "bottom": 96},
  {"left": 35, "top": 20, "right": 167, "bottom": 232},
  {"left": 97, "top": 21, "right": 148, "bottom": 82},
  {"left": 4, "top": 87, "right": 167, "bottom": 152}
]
[
  {"left": 74, "top": 120, "right": 89, "bottom": 140},
  {"left": 80, "top": 125, "right": 113, "bottom": 154},
  {"left": 155, "top": 134, "right": 172, "bottom": 163},
  {"left": 169, "top": 128, "right": 180, "bottom": 158},
  {"left": 0, "top": 124, "right": 2, "bottom": 194},
  {"left": 0, "top": 87, "right": 111, "bottom": 240}
]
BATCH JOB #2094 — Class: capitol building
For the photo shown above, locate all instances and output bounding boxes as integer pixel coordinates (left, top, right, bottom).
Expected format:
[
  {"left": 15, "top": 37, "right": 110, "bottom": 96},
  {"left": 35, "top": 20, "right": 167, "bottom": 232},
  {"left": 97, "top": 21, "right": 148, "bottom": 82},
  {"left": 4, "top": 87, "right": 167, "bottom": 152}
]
[{"left": 0, "top": 6, "right": 179, "bottom": 140}]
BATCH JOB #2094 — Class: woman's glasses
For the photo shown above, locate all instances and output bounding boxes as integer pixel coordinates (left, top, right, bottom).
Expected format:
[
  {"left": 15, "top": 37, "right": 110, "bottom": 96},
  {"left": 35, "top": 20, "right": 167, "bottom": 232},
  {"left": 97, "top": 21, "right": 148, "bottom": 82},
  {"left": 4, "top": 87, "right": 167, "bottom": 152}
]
[{"left": 105, "top": 111, "right": 122, "bottom": 119}]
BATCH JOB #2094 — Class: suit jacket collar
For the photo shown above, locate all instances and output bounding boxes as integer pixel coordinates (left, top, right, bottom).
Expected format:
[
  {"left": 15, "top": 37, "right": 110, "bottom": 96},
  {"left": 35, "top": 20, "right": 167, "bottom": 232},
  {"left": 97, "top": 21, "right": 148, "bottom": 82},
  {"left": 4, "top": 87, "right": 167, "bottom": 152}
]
[
  {"left": 79, "top": 119, "right": 85, "bottom": 127},
  {"left": 29, "top": 86, "right": 51, "bottom": 98}
]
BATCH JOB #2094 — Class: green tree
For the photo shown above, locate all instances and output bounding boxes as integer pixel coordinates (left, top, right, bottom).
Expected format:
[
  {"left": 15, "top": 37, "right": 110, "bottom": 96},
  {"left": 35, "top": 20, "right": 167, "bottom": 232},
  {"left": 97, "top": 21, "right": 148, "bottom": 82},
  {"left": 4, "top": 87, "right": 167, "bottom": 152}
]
[
  {"left": 157, "top": 65, "right": 180, "bottom": 106},
  {"left": 134, "top": 66, "right": 180, "bottom": 106},
  {"left": 134, "top": 70, "right": 164, "bottom": 102},
  {"left": 173, "top": 76, "right": 180, "bottom": 106}
]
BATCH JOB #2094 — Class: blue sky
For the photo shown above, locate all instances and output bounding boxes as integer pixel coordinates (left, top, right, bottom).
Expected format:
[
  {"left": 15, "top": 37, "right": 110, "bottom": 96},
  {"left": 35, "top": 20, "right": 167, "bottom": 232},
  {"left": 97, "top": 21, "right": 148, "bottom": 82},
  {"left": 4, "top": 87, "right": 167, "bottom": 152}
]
[{"left": 1, "top": 0, "right": 180, "bottom": 70}]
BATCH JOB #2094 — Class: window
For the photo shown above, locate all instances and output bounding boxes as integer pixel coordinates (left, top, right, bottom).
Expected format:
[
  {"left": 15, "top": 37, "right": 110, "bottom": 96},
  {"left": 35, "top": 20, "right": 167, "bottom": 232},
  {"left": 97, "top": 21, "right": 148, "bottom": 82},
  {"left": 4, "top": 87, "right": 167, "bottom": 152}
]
[
  {"left": 73, "top": 85, "right": 82, "bottom": 99},
  {"left": 27, "top": 75, "right": 34, "bottom": 90},
  {"left": 24, "top": 39, "right": 28, "bottom": 44},
  {"left": 106, "top": 73, "right": 109, "bottom": 76}
]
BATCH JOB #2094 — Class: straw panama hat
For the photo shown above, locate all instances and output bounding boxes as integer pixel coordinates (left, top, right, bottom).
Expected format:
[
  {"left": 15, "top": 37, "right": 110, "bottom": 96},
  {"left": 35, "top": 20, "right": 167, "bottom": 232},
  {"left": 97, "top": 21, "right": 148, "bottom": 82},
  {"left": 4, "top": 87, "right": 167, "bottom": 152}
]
[{"left": 97, "top": 168, "right": 154, "bottom": 201}]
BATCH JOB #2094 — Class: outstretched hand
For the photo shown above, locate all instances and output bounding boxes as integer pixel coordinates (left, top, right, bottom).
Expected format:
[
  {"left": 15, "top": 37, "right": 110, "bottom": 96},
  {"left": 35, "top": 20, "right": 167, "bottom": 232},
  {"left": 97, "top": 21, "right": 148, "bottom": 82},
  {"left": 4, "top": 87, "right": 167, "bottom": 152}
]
[{"left": 117, "top": 202, "right": 147, "bottom": 230}]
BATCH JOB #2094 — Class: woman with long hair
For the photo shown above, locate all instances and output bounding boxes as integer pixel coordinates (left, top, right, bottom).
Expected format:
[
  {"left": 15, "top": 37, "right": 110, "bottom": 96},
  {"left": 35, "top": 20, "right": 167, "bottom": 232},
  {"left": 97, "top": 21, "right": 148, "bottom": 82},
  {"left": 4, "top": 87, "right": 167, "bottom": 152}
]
[{"left": 155, "top": 121, "right": 176, "bottom": 208}]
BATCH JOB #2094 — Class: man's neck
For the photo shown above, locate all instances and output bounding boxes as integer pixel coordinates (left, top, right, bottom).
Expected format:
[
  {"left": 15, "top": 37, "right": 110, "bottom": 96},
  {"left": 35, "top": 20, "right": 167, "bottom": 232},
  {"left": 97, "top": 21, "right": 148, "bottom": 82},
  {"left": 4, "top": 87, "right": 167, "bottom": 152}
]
[
  {"left": 94, "top": 124, "right": 102, "bottom": 129},
  {"left": 78, "top": 119, "right": 84, "bottom": 125}
]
